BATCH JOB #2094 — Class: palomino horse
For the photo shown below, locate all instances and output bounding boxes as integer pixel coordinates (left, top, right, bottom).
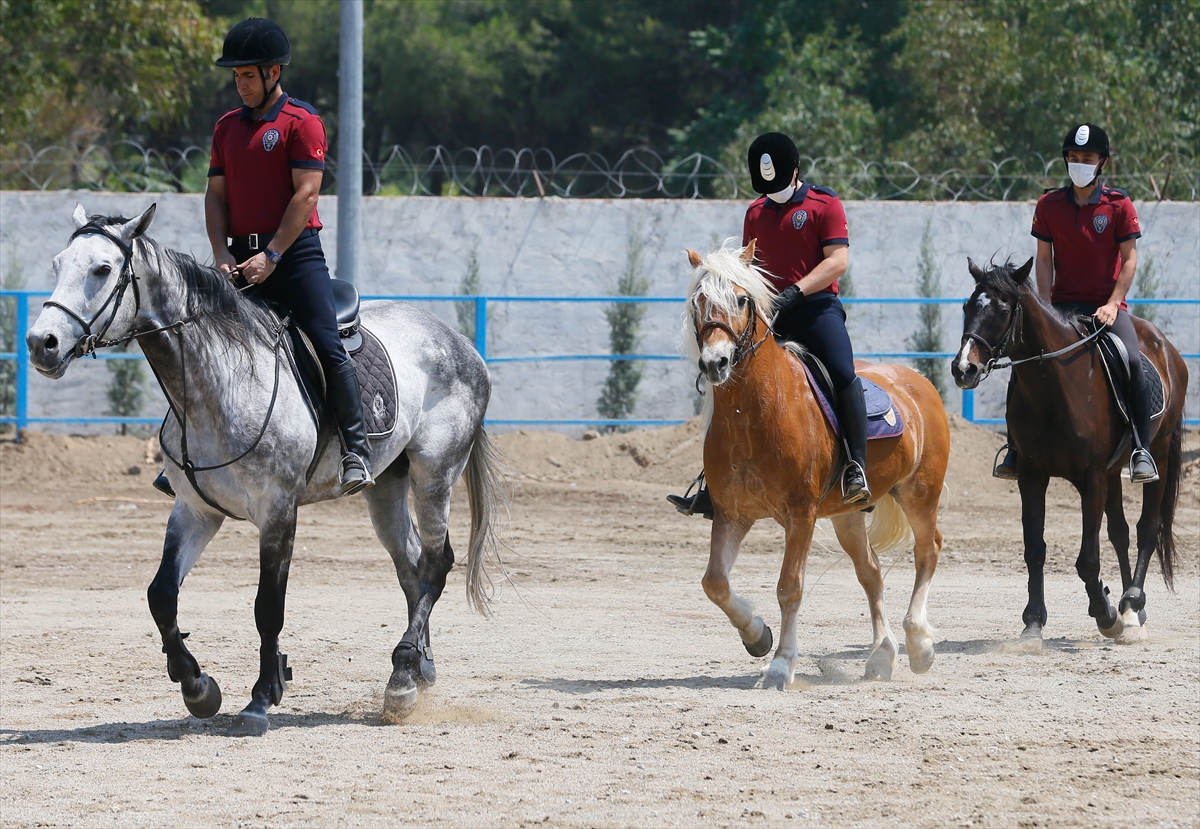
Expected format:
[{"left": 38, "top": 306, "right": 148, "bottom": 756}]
[
  {"left": 952, "top": 257, "right": 1186, "bottom": 644},
  {"left": 685, "top": 242, "right": 951, "bottom": 689},
  {"left": 26, "top": 205, "right": 505, "bottom": 733}
]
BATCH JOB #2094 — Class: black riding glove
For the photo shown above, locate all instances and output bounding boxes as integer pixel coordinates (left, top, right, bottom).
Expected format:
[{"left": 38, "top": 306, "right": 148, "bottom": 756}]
[{"left": 776, "top": 284, "right": 805, "bottom": 312}]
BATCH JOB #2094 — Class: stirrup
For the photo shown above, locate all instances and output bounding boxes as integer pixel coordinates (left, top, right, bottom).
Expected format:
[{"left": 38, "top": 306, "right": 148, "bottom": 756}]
[
  {"left": 1129, "top": 449, "right": 1159, "bottom": 484},
  {"left": 339, "top": 452, "right": 375, "bottom": 495},
  {"left": 666, "top": 472, "right": 713, "bottom": 519},
  {"left": 841, "top": 461, "right": 870, "bottom": 505},
  {"left": 993, "top": 444, "right": 1018, "bottom": 480}
]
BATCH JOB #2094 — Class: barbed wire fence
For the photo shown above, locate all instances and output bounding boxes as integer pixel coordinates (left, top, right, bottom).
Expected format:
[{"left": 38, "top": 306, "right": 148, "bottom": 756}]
[{"left": 2, "top": 141, "right": 1196, "bottom": 201}]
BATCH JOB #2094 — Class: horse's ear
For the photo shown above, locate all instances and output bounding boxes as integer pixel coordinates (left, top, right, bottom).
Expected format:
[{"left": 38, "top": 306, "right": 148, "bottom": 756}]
[
  {"left": 741, "top": 239, "right": 757, "bottom": 264},
  {"left": 119, "top": 203, "right": 157, "bottom": 241},
  {"left": 967, "top": 257, "right": 986, "bottom": 283},
  {"left": 72, "top": 203, "right": 88, "bottom": 229},
  {"left": 686, "top": 249, "right": 703, "bottom": 268},
  {"left": 1012, "top": 257, "right": 1034, "bottom": 285}
]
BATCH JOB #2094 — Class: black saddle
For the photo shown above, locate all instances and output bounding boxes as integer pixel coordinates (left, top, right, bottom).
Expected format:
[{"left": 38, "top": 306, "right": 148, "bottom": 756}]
[{"left": 330, "top": 279, "right": 363, "bottom": 354}]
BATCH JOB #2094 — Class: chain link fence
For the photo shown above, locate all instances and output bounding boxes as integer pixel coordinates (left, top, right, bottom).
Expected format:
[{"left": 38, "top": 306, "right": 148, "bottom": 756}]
[{"left": 2, "top": 141, "right": 1196, "bottom": 201}]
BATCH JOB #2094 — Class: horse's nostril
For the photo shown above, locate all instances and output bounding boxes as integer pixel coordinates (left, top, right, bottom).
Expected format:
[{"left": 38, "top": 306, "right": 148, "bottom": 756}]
[
  {"left": 43, "top": 333, "right": 58, "bottom": 352},
  {"left": 717, "top": 356, "right": 729, "bottom": 368}
]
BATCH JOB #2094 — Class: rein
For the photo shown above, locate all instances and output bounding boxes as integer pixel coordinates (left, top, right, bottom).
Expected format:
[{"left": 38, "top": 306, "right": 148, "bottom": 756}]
[
  {"left": 49, "top": 225, "right": 284, "bottom": 520},
  {"left": 968, "top": 298, "right": 1107, "bottom": 381}
]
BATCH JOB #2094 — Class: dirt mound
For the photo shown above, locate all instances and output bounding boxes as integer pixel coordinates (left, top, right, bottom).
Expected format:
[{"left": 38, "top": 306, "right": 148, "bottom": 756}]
[{"left": 0, "top": 431, "right": 160, "bottom": 500}]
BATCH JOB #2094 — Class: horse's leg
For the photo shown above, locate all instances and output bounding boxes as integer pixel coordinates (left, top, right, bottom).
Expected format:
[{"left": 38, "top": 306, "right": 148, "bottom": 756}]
[
  {"left": 1017, "top": 471, "right": 1050, "bottom": 640},
  {"left": 1115, "top": 474, "right": 1167, "bottom": 644},
  {"left": 897, "top": 492, "right": 943, "bottom": 675},
  {"left": 762, "top": 512, "right": 817, "bottom": 690},
  {"left": 701, "top": 515, "right": 772, "bottom": 660},
  {"left": 147, "top": 502, "right": 225, "bottom": 718},
  {"left": 1076, "top": 473, "right": 1122, "bottom": 638},
  {"left": 1105, "top": 472, "right": 1133, "bottom": 592},
  {"left": 831, "top": 513, "right": 897, "bottom": 681},
  {"left": 382, "top": 454, "right": 458, "bottom": 719},
  {"left": 362, "top": 457, "right": 432, "bottom": 718},
  {"left": 231, "top": 504, "right": 299, "bottom": 736}
]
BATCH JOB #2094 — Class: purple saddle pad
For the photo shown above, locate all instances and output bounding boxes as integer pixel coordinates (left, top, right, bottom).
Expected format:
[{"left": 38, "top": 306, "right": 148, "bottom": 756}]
[{"left": 801, "top": 362, "right": 905, "bottom": 440}]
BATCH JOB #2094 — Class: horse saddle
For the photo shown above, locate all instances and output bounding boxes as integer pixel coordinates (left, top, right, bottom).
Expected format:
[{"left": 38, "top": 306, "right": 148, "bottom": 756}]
[
  {"left": 1076, "top": 316, "right": 1166, "bottom": 426},
  {"left": 800, "top": 354, "right": 905, "bottom": 440},
  {"left": 281, "top": 279, "right": 399, "bottom": 440}
]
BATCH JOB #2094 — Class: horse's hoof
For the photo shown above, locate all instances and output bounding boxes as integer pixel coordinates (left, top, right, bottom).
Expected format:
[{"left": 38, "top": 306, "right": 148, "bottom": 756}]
[
  {"left": 907, "top": 641, "right": 935, "bottom": 675},
  {"left": 382, "top": 672, "right": 418, "bottom": 722},
  {"left": 864, "top": 640, "right": 897, "bottom": 680},
  {"left": 181, "top": 672, "right": 222, "bottom": 719},
  {"left": 1097, "top": 614, "right": 1124, "bottom": 639},
  {"left": 1020, "top": 622, "right": 1043, "bottom": 640},
  {"left": 762, "top": 662, "right": 790, "bottom": 691},
  {"left": 230, "top": 710, "right": 269, "bottom": 737},
  {"left": 743, "top": 623, "right": 773, "bottom": 658},
  {"left": 1115, "top": 609, "right": 1147, "bottom": 645}
]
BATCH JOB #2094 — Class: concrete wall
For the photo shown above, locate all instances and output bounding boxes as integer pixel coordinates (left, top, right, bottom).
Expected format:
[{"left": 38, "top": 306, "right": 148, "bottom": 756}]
[{"left": 2, "top": 191, "right": 1197, "bottom": 434}]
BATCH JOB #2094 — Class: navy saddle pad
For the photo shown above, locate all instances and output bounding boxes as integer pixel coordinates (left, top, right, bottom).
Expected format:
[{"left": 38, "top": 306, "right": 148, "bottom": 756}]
[
  {"left": 286, "top": 324, "right": 398, "bottom": 439},
  {"left": 800, "top": 358, "right": 904, "bottom": 440}
]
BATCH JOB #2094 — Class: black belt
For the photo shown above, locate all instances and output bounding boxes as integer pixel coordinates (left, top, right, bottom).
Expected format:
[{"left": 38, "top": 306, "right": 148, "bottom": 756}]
[{"left": 230, "top": 227, "right": 318, "bottom": 252}]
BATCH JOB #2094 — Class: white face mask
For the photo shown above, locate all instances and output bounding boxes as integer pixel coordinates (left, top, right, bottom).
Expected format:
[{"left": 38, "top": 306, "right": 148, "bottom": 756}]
[
  {"left": 766, "top": 183, "right": 796, "bottom": 204},
  {"left": 1067, "top": 161, "right": 1100, "bottom": 189}
]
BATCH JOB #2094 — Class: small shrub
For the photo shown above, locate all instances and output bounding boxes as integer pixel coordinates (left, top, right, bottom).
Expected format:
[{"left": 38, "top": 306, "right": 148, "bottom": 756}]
[
  {"left": 906, "top": 220, "right": 947, "bottom": 401},
  {"left": 597, "top": 226, "right": 649, "bottom": 430}
]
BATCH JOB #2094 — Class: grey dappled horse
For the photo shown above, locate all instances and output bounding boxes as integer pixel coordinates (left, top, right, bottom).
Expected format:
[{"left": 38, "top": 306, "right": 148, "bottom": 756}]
[{"left": 26, "top": 204, "right": 505, "bottom": 734}]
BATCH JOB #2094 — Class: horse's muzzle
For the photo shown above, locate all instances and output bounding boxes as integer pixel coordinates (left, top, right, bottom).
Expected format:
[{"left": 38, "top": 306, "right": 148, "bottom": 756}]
[
  {"left": 698, "top": 354, "right": 731, "bottom": 386},
  {"left": 26, "top": 329, "right": 74, "bottom": 379},
  {"left": 951, "top": 359, "right": 982, "bottom": 390}
]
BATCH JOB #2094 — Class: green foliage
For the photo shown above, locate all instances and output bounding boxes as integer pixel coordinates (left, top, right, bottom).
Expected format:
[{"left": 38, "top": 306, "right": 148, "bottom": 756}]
[
  {"left": 456, "top": 240, "right": 484, "bottom": 343},
  {"left": 1133, "top": 255, "right": 1161, "bottom": 325},
  {"left": 597, "top": 226, "right": 649, "bottom": 429},
  {"left": 906, "top": 221, "right": 947, "bottom": 401},
  {"left": 0, "top": 244, "right": 24, "bottom": 433},
  {"left": 106, "top": 343, "right": 146, "bottom": 436},
  {"left": 1, "top": 0, "right": 222, "bottom": 148}
]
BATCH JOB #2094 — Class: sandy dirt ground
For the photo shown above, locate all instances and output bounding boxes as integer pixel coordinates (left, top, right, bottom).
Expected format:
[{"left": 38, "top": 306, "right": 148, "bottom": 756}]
[{"left": 1, "top": 417, "right": 1198, "bottom": 828}]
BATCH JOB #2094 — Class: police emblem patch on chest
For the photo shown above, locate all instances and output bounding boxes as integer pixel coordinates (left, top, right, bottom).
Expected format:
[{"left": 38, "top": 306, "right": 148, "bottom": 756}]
[
  {"left": 1093, "top": 214, "right": 1109, "bottom": 233},
  {"left": 792, "top": 210, "right": 808, "bottom": 230},
  {"left": 262, "top": 129, "right": 281, "bottom": 152}
]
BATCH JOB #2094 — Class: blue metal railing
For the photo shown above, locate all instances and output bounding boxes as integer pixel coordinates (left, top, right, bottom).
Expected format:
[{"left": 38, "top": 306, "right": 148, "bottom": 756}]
[{"left": 2, "top": 289, "right": 1197, "bottom": 436}]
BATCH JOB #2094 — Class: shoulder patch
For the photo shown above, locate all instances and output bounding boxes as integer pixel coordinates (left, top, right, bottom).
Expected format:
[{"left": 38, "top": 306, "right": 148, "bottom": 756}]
[
  {"left": 810, "top": 184, "right": 838, "bottom": 198},
  {"left": 1102, "top": 187, "right": 1128, "bottom": 201},
  {"left": 286, "top": 98, "right": 319, "bottom": 116}
]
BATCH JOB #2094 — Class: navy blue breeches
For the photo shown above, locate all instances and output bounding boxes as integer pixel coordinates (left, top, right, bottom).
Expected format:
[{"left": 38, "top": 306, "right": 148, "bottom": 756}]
[
  {"left": 232, "top": 232, "right": 349, "bottom": 375},
  {"left": 771, "top": 293, "right": 857, "bottom": 391}
]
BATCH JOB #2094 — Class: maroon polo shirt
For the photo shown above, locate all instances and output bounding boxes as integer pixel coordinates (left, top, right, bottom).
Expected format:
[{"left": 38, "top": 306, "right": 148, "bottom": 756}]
[
  {"left": 208, "top": 93, "right": 326, "bottom": 237},
  {"left": 742, "top": 182, "right": 850, "bottom": 294},
  {"left": 1031, "top": 184, "right": 1141, "bottom": 309}
]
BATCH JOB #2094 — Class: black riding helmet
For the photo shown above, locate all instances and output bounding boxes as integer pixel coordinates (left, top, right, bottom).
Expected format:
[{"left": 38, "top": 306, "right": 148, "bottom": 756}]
[
  {"left": 1062, "top": 123, "right": 1109, "bottom": 159},
  {"left": 747, "top": 133, "right": 799, "bottom": 195},
  {"left": 216, "top": 18, "right": 291, "bottom": 67}
]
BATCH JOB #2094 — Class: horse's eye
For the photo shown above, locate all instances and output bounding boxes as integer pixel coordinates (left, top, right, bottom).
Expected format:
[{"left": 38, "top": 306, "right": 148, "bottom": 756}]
[
  {"left": 737, "top": 296, "right": 748, "bottom": 309},
  {"left": 93, "top": 264, "right": 112, "bottom": 277}
]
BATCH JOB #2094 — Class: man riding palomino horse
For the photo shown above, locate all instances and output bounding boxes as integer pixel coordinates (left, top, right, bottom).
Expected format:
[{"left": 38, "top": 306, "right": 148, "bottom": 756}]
[
  {"left": 994, "top": 122, "right": 1157, "bottom": 484},
  {"left": 669, "top": 132, "right": 870, "bottom": 517},
  {"left": 152, "top": 17, "right": 372, "bottom": 497}
]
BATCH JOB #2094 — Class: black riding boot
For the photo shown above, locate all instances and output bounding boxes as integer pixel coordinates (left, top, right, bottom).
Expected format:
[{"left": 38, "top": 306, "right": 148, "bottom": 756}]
[
  {"left": 994, "top": 444, "right": 1018, "bottom": 479},
  {"left": 837, "top": 378, "right": 871, "bottom": 505},
  {"left": 327, "top": 360, "right": 374, "bottom": 495},
  {"left": 1128, "top": 368, "right": 1159, "bottom": 484},
  {"left": 667, "top": 471, "right": 714, "bottom": 519}
]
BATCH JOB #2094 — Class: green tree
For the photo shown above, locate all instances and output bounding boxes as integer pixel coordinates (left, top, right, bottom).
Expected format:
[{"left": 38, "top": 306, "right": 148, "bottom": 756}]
[
  {"left": 597, "top": 225, "right": 649, "bottom": 429},
  {"left": 906, "top": 220, "right": 946, "bottom": 401},
  {"left": 106, "top": 343, "right": 146, "bottom": 436},
  {"left": 1, "top": 0, "right": 221, "bottom": 148}
]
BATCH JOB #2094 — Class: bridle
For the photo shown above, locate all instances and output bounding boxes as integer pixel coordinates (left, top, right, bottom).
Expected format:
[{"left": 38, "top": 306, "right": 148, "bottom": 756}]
[
  {"left": 43, "top": 223, "right": 146, "bottom": 358},
  {"left": 964, "top": 294, "right": 1107, "bottom": 381},
  {"left": 693, "top": 294, "right": 772, "bottom": 390},
  {"left": 44, "top": 223, "right": 287, "bottom": 520}
]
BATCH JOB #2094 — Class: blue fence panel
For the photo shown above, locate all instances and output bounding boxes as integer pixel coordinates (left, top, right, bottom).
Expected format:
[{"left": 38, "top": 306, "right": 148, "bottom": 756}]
[{"left": 3, "top": 289, "right": 1197, "bottom": 437}]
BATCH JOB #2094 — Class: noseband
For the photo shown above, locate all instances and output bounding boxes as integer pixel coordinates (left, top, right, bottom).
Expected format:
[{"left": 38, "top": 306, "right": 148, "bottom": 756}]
[{"left": 43, "top": 223, "right": 143, "bottom": 358}]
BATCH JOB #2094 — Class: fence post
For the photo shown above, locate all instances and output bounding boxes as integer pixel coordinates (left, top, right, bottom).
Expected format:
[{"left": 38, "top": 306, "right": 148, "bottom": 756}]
[
  {"left": 15, "top": 295, "right": 28, "bottom": 441},
  {"left": 474, "top": 296, "right": 487, "bottom": 360},
  {"left": 961, "top": 388, "right": 974, "bottom": 423}
]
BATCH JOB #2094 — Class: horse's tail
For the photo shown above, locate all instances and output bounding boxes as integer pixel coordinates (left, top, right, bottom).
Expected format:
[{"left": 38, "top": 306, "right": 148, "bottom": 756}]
[
  {"left": 866, "top": 494, "right": 912, "bottom": 554},
  {"left": 463, "top": 426, "right": 509, "bottom": 616},
  {"left": 1155, "top": 416, "right": 1183, "bottom": 591}
]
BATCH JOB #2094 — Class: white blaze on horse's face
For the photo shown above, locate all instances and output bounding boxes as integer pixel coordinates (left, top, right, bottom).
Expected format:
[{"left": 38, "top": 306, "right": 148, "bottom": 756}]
[{"left": 696, "top": 293, "right": 742, "bottom": 386}]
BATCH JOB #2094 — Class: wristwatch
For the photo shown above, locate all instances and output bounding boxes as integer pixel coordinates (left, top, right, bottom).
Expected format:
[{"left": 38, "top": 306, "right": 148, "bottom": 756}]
[{"left": 265, "top": 248, "right": 283, "bottom": 265}]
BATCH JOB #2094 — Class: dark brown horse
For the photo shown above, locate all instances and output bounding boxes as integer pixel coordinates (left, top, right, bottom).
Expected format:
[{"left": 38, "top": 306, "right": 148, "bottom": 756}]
[{"left": 951, "top": 258, "right": 1187, "bottom": 644}]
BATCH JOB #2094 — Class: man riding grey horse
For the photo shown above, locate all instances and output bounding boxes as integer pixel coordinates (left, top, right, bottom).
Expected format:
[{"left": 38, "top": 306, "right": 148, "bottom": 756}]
[{"left": 190, "top": 17, "right": 373, "bottom": 496}]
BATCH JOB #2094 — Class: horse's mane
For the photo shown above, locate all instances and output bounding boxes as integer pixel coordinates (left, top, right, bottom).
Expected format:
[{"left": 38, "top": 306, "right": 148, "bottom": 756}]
[
  {"left": 975, "top": 256, "right": 1076, "bottom": 326},
  {"left": 90, "top": 214, "right": 276, "bottom": 359},
  {"left": 681, "top": 239, "right": 779, "bottom": 364}
]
